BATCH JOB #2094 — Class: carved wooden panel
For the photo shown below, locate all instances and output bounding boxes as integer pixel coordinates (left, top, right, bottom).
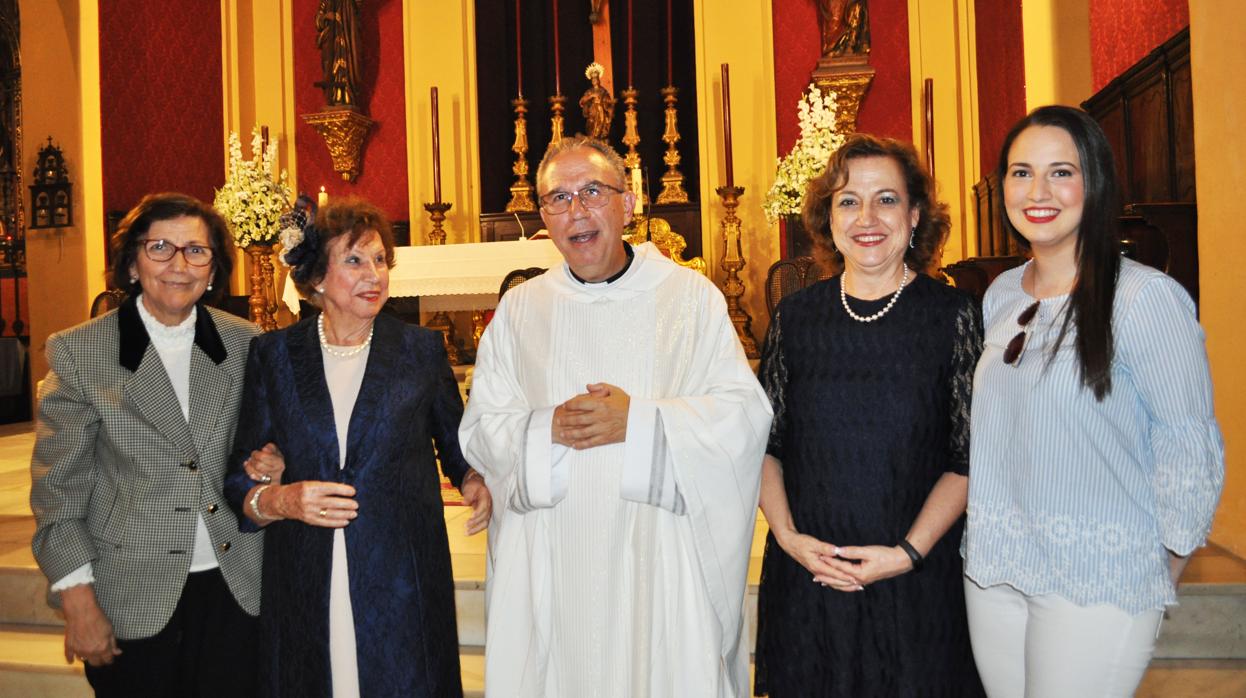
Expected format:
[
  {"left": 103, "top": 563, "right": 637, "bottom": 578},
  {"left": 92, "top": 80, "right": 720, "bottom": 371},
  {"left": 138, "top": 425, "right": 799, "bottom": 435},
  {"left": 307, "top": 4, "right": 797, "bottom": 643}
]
[
  {"left": 1082, "top": 27, "right": 1193, "bottom": 205},
  {"left": 1125, "top": 69, "right": 1171, "bottom": 202},
  {"left": 1170, "top": 57, "right": 1196, "bottom": 201}
]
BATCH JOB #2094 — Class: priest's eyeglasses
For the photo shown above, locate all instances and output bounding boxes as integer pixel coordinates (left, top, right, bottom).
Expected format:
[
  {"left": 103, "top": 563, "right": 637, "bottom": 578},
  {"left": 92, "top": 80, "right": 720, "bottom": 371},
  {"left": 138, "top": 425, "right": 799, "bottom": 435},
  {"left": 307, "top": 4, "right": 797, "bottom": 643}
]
[
  {"left": 139, "top": 239, "right": 215, "bottom": 267},
  {"left": 1003, "top": 300, "right": 1040, "bottom": 365},
  {"left": 538, "top": 183, "right": 625, "bottom": 214}
]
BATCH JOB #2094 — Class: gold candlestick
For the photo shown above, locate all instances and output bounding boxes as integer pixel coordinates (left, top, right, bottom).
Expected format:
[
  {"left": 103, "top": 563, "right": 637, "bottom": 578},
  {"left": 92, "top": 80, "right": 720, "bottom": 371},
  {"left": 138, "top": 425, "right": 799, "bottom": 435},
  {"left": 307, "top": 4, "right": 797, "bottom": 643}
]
[
  {"left": 657, "top": 85, "right": 689, "bottom": 204},
  {"left": 423, "top": 201, "right": 452, "bottom": 245},
  {"left": 422, "top": 200, "right": 461, "bottom": 363},
  {"left": 506, "top": 96, "right": 536, "bottom": 212},
  {"left": 549, "top": 93, "right": 567, "bottom": 145},
  {"left": 621, "top": 87, "right": 641, "bottom": 169},
  {"left": 621, "top": 87, "right": 647, "bottom": 207},
  {"left": 715, "top": 185, "right": 759, "bottom": 359}
]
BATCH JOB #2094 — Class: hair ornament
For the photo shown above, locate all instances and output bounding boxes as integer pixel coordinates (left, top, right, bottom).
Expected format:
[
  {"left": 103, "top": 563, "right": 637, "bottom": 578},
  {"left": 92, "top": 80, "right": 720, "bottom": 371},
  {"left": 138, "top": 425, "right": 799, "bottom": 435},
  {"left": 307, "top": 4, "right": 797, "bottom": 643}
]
[{"left": 279, "top": 193, "right": 321, "bottom": 283}]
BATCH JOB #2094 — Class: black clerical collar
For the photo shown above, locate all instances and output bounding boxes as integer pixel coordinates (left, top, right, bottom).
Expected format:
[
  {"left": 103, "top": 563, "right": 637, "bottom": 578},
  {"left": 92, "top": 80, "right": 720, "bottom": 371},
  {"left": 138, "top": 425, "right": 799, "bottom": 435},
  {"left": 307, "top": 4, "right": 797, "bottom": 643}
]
[{"left": 569, "top": 242, "right": 635, "bottom": 285}]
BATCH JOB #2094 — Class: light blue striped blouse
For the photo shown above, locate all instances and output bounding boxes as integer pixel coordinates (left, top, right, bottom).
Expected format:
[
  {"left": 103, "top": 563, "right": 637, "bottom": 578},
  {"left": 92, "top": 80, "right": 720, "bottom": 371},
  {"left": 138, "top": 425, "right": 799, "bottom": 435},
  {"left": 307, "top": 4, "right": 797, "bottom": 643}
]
[{"left": 962, "top": 259, "right": 1224, "bottom": 614}]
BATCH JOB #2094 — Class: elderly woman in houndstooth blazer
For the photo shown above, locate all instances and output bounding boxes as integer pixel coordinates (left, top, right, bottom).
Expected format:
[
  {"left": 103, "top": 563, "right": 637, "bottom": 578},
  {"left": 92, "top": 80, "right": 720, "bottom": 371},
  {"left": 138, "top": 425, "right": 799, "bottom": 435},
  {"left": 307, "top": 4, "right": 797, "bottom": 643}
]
[{"left": 30, "top": 193, "right": 265, "bottom": 697}]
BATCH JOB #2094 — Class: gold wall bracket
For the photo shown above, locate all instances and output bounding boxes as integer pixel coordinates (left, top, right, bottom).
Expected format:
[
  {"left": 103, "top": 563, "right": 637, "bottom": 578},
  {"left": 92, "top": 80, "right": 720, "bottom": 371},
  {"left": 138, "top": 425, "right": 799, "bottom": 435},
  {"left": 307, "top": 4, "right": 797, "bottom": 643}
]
[
  {"left": 300, "top": 108, "right": 374, "bottom": 182},
  {"left": 811, "top": 55, "right": 875, "bottom": 134}
]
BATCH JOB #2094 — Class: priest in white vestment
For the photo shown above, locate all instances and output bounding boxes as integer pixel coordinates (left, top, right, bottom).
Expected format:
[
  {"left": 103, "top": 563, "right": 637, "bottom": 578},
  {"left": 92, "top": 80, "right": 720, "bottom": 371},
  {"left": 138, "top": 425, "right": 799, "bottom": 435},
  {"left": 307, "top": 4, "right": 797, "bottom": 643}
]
[{"left": 460, "top": 137, "right": 772, "bottom": 698}]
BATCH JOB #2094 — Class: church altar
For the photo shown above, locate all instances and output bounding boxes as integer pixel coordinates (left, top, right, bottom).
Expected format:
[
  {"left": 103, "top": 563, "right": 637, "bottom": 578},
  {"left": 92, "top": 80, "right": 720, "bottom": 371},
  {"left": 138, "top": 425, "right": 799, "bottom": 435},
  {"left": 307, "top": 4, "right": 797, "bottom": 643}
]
[{"left": 280, "top": 238, "right": 567, "bottom": 314}]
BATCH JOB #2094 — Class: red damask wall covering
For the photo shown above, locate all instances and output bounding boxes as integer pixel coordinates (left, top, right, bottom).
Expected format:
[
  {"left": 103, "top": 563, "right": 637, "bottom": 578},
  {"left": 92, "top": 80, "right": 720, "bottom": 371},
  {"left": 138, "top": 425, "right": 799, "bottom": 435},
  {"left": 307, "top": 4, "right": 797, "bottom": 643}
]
[
  {"left": 1089, "top": 0, "right": 1188, "bottom": 91},
  {"left": 974, "top": 0, "right": 1026, "bottom": 174},
  {"left": 771, "top": 0, "right": 912, "bottom": 158},
  {"left": 293, "top": 0, "right": 409, "bottom": 221},
  {"left": 99, "top": 0, "right": 224, "bottom": 214}
]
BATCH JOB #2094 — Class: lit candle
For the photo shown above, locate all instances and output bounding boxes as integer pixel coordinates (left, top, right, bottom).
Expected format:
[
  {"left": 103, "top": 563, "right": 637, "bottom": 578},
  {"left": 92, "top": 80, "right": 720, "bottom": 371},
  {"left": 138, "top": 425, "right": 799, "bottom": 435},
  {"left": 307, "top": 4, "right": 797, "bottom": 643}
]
[
  {"left": 318, "top": 186, "right": 328, "bottom": 209},
  {"left": 721, "top": 63, "right": 734, "bottom": 187},
  {"left": 515, "top": 0, "right": 523, "bottom": 97},
  {"left": 431, "top": 86, "right": 443, "bottom": 204},
  {"left": 631, "top": 168, "right": 643, "bottom": 215},
  {"left": 552, "top": 0, "right": 562, "bottom": 95}
]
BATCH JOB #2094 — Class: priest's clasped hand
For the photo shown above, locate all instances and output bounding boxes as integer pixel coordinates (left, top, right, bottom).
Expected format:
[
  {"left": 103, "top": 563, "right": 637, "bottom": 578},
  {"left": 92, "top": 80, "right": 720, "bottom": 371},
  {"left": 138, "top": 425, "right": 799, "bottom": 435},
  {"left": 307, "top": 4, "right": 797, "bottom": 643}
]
[{"left": 552, "top": 382, "right": 630, "bottom": 449}]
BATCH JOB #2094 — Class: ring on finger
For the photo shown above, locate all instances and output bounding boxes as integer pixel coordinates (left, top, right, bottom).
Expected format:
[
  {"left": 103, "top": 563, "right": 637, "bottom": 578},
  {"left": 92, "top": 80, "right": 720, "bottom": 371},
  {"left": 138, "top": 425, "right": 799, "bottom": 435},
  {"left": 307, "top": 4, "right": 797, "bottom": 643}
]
[
  {"left": 319, "top": 508, "right": 328, "bottom": 518},
  {"left": 259, "top": 474, "right": 272, "bottom": 483}
]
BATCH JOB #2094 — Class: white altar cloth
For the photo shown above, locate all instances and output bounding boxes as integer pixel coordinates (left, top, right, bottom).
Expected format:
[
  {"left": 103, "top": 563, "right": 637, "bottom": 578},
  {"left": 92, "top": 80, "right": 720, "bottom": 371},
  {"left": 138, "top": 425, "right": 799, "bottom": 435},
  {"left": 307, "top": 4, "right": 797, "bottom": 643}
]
[{"left": 281, "top": 238, "right": 566, "bottom": 313}]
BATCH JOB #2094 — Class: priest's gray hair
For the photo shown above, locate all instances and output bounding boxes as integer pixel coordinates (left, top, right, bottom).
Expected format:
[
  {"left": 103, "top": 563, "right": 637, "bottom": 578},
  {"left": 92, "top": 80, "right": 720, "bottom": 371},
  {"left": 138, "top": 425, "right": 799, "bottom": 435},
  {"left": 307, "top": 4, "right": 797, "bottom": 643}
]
[{"left": 536, "top": 135, "right": 628, "bottom": 193}]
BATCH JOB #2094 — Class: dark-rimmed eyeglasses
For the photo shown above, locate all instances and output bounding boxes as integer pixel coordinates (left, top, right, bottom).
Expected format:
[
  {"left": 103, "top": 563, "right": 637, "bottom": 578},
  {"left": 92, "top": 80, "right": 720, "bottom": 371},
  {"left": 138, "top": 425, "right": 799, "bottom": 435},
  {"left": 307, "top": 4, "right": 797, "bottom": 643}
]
[
  {"left": 138, "top": 239, "right": 215, "bottom": 267},
  {"left": 1003, "top": 300, "right": 1040, "bottom": 365},
  {"left": 538, "top": 182, "right": 625, "bottom": 214}
]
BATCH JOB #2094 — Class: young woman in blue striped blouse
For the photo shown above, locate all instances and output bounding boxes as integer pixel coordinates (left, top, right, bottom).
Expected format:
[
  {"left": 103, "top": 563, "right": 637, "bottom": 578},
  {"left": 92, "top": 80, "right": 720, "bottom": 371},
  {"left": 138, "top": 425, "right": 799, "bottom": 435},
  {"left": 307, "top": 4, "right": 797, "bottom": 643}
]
[{"left": 962, "top": 105, "right": 1224, "bottom": 697}]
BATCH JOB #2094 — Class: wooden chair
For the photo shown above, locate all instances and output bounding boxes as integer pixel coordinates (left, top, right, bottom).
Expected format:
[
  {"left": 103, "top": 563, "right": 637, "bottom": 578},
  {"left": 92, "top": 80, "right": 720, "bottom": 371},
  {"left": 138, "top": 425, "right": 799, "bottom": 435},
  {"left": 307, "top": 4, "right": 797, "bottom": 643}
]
[
  {"left": 940, "top": 255, "right": 1028, "bottom": 304},
  {"left": 89, "top": 289, "right": 127, "bottom": 318},
  {"left": 765, "top": 256, "right": 831, "bottom": 319},
  {"left": 499, "top": 267, "right": 547, "bottom": 299}
]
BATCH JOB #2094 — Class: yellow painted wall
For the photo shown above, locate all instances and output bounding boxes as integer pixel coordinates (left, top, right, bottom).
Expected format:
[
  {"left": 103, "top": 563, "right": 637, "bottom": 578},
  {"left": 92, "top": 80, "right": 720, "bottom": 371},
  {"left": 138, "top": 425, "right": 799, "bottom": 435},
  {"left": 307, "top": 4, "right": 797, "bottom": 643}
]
[
  {"left": 1021, "top": 0, "right": 1093, "bottom": 109},
  {"left": 402, "top": 0, "right": 481, "bottom": 245},
  {"left": 222, "top": 0, "right": 297, "bottom": 298},
  {"left": 19, "top": 0, "right": 104, "bottom": 383},
  {"left": 1190, "top": 1, "right": 1246, "bottom": 557},
  {"left": 907, "top": 0, "right": 979, "bottom": 262},
  {"left": 692, "top": 0, "right": 778, "bottom": 339}
]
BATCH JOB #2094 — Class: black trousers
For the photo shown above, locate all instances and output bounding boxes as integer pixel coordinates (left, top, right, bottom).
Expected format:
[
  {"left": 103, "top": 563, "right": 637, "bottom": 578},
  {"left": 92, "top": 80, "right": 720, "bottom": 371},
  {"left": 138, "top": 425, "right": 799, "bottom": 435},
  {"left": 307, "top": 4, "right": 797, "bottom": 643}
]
[{"left": 84, "top": 568, "right": 259, "bottom": 698}]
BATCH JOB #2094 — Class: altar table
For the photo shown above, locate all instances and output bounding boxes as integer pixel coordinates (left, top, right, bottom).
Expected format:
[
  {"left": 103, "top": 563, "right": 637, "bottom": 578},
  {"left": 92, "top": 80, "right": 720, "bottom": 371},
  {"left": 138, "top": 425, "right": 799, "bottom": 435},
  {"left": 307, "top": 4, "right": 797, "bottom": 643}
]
[{"left": 281, "top": 238, "right": 567, "bottom": 313}]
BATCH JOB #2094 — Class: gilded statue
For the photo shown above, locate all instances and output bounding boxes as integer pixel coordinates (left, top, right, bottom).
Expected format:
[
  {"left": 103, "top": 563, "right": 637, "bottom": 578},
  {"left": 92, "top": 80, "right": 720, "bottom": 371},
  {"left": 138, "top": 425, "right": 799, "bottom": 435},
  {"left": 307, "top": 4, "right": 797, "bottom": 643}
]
[
  {"left": 316, "top": 0, "right": 363, "bottom": 107},
  {"left": 817, "top": 0, "right": 870, "bottom": 57},
  {"left": 579, "top": 63, "right": 615, "bottom": 140}
]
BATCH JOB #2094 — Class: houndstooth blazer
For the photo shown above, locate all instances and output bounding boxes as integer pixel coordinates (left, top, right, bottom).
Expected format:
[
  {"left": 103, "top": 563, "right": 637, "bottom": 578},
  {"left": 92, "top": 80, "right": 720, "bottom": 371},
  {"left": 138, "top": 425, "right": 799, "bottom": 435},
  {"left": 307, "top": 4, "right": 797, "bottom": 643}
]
[{"left": 29, "top": 296, "right": 264, "bottom": 640}]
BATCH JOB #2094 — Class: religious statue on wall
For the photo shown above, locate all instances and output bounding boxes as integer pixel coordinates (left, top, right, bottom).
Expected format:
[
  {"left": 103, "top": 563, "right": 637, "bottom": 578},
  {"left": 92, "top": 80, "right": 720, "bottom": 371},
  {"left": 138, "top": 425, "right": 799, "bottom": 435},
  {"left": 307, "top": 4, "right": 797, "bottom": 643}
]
[
  {"left": 580, "top": 63, "right": 615, "bottom": 140},
  {"left": 303, "top": 0, "right": 373, "bottom": 182},
  {"left": 817, "top": 0, "right": 870, "bottom": 58},
  {"left": 316, "top": 0, "right": 363, "bottom": 107}
]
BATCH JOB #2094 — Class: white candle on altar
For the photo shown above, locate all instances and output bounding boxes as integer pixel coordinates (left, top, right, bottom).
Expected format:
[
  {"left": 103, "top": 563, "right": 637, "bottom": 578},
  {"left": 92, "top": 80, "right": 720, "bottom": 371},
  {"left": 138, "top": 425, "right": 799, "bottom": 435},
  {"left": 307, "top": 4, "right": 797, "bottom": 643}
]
[
  {"left": 631, "top": 168, "right": 643, "bottom": 215},
  {"left": 318, "top": 186, "right": 328, "bottom": 209}
]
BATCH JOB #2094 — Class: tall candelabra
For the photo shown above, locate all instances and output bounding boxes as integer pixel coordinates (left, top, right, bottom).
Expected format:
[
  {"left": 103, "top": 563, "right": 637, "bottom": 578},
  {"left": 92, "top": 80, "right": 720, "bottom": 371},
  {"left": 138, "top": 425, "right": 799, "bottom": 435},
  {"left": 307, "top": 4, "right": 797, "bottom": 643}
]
[
  {"left": 715, "top": 185, "right": 759, "bottom": 359},
  {"left": 619, "top": 87, "right": 645, "bottom": 199},
  {"left": 423, "top": 200, "right": 461, "bottom": 363},
  {"left": 506, "top": 96, "right": 536, "bottom": 212},
  {"left": 657, "top": 85, "right": 689, "bottom": 204},
  {"left": 549, "top": 93, "right": 566, "bottom": 144}
]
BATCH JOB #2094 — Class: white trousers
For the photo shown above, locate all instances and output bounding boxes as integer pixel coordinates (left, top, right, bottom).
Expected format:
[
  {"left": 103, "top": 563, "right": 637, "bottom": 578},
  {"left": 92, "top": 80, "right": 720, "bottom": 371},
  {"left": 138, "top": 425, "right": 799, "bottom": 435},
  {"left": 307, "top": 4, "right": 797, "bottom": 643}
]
[{"left": 964, "top": 577, "right": 1163, "bottom": 698}]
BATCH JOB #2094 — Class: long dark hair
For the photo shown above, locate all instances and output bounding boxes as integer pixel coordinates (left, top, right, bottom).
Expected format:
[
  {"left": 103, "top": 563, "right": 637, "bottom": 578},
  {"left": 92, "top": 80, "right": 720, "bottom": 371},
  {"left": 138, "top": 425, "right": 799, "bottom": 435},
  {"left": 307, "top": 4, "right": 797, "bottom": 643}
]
[{"left": 997, "top": 105, "right": 1120, "bottom": 400}]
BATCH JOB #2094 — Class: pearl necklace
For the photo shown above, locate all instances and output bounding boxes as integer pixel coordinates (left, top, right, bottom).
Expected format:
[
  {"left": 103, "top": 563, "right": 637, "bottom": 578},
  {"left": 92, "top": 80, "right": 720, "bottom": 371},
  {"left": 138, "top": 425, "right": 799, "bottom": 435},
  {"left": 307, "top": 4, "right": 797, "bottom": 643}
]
[
  {"left": 317, "top": 313, "right": 374, "bottom": 358},
  {"left": 841, "top": 264, "right": 910, "bottom": 323}
]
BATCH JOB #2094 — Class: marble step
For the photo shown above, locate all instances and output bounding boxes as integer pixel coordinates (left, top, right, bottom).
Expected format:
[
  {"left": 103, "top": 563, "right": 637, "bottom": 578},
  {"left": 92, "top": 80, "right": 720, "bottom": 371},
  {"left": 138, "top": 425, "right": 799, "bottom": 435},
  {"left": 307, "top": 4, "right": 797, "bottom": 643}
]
[
  {"left": 0, "top": 624, "right": 486, "bottom": 698},
  {"left": 0, "top": 563, "right": 489, "bottom": 647},
  {"left": 4, "top": 620, "right": 1244, "bottom": 698},
  {"left": 4, "top": 556, "right": 1243, "bottom": 660}
]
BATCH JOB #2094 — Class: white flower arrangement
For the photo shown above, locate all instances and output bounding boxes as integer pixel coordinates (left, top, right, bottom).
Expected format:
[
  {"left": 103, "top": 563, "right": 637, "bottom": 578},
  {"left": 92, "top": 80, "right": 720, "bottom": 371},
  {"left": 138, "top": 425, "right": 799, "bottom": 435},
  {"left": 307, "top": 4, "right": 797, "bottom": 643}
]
[
  {"left": 213, "top": 127, "right": 292, "bottom": 248},
  {"left": 763, "top": 85, "right": 846, "bottom": 225}
]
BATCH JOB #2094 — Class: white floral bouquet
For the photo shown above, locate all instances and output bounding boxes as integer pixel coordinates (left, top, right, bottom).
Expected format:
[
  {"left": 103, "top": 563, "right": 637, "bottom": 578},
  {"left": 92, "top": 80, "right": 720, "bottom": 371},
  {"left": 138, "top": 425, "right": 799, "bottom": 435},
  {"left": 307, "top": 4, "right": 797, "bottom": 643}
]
[
  {"left": 763, "top": 85, "right": 846, "bottom": 224},
  {"left": 213, "top": 127, "right": 292, "bottom": 247}
]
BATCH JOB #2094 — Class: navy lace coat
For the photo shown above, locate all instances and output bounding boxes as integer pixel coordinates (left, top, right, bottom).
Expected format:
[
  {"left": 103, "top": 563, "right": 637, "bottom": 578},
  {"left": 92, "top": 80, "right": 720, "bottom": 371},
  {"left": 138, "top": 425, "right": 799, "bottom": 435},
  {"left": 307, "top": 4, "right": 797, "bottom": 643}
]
[{"left": 225, "top": 312, "right": 468, "bottom": 697}]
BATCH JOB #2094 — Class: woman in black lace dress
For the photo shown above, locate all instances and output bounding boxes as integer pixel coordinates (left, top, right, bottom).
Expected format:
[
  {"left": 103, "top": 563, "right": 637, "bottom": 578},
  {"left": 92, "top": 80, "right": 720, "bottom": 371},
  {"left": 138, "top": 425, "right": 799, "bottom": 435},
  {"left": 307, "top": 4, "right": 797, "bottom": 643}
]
[{"left": 755, "top": 135, "right": 984, "bottom": 697}]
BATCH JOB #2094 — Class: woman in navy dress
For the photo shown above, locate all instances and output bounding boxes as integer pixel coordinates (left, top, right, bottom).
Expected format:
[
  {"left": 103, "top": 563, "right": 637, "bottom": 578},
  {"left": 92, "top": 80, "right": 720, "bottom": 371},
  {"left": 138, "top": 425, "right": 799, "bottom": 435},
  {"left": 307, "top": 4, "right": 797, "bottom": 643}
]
[{"left": 225, "top": 197, "right": 491, "bottom": 697}]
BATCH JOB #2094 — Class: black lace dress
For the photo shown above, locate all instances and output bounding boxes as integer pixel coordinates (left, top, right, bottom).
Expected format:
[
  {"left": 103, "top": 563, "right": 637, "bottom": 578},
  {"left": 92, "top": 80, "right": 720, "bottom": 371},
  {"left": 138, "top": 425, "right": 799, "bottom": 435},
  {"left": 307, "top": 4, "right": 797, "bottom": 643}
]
[{"left": 754, "top": 273, "right": 985, "bottom": 698}]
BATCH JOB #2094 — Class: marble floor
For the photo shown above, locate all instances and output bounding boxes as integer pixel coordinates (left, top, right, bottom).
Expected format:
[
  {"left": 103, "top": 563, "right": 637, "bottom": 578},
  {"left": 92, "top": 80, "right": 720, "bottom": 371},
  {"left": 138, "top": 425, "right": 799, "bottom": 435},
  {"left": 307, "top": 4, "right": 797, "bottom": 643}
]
[{"left": 2, "top": 421, "right": 1245, "bottom": 697}]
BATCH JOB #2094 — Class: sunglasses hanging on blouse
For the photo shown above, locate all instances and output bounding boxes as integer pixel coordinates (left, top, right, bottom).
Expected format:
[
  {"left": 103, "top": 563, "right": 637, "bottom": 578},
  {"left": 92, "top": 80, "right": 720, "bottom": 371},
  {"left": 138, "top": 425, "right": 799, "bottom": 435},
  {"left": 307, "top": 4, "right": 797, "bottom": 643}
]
[{"left": 1003, "top": 300, "right": 1041, "bottom": 365}]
